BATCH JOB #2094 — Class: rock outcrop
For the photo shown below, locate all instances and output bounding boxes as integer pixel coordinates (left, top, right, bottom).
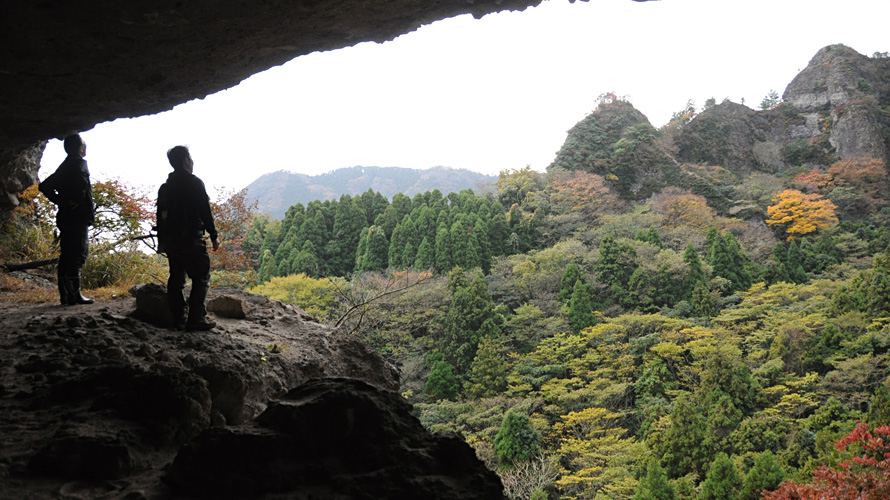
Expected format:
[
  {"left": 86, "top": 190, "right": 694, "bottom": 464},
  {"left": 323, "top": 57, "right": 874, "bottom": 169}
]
[
  {"left": 677, "top": 44, "right": 890, "bottom": 173},
  {"left": 0, "top": 287, "right": 506, "bottom": 499}
]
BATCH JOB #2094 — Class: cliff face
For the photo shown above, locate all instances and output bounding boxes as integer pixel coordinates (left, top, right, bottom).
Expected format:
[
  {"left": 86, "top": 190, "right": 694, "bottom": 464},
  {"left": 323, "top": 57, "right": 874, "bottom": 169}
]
[
  {"left": 678, "top": 44, "right": 890, "bottom": 174},
  {"left": 0, "top": 287, "right": 506, "bottom": 499}
]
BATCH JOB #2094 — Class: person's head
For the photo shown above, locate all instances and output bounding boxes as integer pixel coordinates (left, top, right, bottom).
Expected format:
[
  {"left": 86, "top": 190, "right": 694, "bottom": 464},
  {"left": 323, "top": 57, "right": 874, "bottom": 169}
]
[
  {"left": 63, "top": 134, "right": 86, "bottom": 157},
  {"left": 167, "top": 145, "right": 192, "bottom": 172}
]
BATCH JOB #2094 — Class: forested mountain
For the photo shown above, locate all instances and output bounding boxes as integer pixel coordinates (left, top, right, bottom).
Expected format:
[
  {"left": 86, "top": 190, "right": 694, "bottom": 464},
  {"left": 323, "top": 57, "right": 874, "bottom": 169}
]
[
  {"left": 244, "top": 165, "right": 497, "bottom": 219},
  {"left": 237, "top": 45, "right": 890, "bottom": 500}
]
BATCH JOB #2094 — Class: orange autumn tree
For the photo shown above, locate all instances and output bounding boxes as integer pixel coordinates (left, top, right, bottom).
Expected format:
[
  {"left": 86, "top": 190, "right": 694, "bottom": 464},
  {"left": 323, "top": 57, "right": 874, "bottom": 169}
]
[
  {"left": 828, "top": 157, "right": 889, "bottom": 214},
  {"left": 652, "top": 187, "right": 717, "bottom": 230},
  {"left": 209, "top": 188, "right": 259, "bottom": 288},
  {"left": 791, "top": 169, "right": 833, "bottom": 193},
  {"left": 766, "top": 189, "right": 838, "bottom": 240},
  {"left": 549, "top": 170, "right": 623, "bottom": 216}
]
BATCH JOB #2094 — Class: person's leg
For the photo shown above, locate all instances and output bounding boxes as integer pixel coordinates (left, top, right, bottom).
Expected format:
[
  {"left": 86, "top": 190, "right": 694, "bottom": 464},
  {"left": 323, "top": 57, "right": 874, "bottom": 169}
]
[
  {"left": 185, "top": 240, "right": 214, "bottom": 330},
  {"left": 166, "top": 252, "right": 188, "bottom": 329},
  {"left": 66, "top": 224, "right": 93, "bottom": 304},
  {"left": 56, "top": 266, "right": 68, "bottom": 305},
  {"left": 56, "top": 226, "right": 72, "bottom": 305}
]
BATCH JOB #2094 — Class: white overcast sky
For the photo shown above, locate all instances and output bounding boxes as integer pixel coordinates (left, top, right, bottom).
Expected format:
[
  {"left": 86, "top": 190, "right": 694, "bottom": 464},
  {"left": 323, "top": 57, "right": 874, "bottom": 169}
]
[{"left": 40, "top": 0, "right": 890, "bottom": 198}]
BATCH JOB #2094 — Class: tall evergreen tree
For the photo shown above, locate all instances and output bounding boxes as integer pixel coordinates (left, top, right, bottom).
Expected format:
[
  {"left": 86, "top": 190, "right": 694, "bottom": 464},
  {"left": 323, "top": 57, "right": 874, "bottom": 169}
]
[
  {"left": 450, "top": 217, "right": 482, "bottom": 271},
  {"left": 354, "top": 226, "right": 369, "bottom": 271},
  {"left": 785, "top": 240, "right": 807, "bottom": 283},
  {"left": 567, "top": 279, "right": 598, "bottom": 333},
  {"left": 767, "top": 241, "right": 790, "bottom": 284},
  {"left": 388, "top": 219, "right": 408, "bottom": 268},
  {"left": 257, "top": 249, "right": 275, "bottom": 283},
  {"left": 414, "top": 236, "right": 435, "bottom": 270},
  {"left": 424, "top": 359, "right": 460, "bottom": 401},
  {"left": 707, "top": 229, "right": 752, "bottom": 293},
  {"left": 637, "top": 227, "right": 664, "bottom": 249},
  {"left": 507, "top": 204, "right": 531, "bottom": 253},
  {"left": 494, "top": 412, "right": 541, "bottom": 467},
  {"left": 441, "top": 268, "right": 502, "bottom": 377},
  {"left": 292, "top": 240, "right": 320, "bottom": 277},
  {"left": 356, "top": 225, "right": 389, "bottom": 273},
  {"left": 401, "top": 241, "right": 416, "bottom": 269},
  {"left": 558, "top": 264, "right": 585, "bottom": 303},
  {"left": 378, "top": 192, "right": 413, "bottom": 238},
  {"left": 682, "top": 244, "right": 706, "bottom": 301},
  {"left": 274, "top": 240, "right": 294, "bottom": 276},
  {"left": 867, "top": 386, "right": 890, "bottom": 425},
  {"left": 594, "top": 234, "right": 636, "bottom": 306},
  {"left": 740, "top": 451, "right": 784, "bottom": 500},
  {"left": 488, "top": 202, "right": 511, "bottom": 257},
  {"left": 634, "top": 460, "right": 676, "bottom": 500},
  {"left": 329, "top": 195, "right": 367, "bottom": 276},
  {"left": 354, "top": 189, "right": 388, "bottom": 226},
  {"left": 279, "top": 203, "right": 305, "bottom": 240},
  {"left": 464, "top": 337, "right": 508, "bottom": 398},
  {"left": 703, "top": 391, "right": 743, "bottom": 456},
  {"left": 699, "top": 452, "right": 742, "bottom": 500},
  {"left": 656, "top": 393, "right": 708, "bottom": 478},
  {"left": 434, "top": 221, "right": 453, "bottom": 273},
  {"left": 691, "top": 280, "right": 716, "bottom": 317},
  {"left": 299, "top": 210, "right": 326, "bottom": 254},
  {"left": 473, "top": 218, "right": 492, "bottom": 274},
  {"left": 413, "top": 203, "right": 437, "bottom": 245}
]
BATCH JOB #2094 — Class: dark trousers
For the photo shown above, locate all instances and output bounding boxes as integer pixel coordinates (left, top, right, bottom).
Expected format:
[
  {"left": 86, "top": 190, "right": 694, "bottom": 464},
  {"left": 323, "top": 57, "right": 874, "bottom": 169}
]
[
  {"left": 58, "top": 223, "right": 89, "bottom": 276},
  {"left": 166, "top": 239, "right": 211, "bottom": 324}
]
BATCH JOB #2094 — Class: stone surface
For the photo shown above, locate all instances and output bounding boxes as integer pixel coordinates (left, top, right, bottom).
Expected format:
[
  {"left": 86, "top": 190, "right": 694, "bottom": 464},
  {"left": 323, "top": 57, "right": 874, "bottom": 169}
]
[
  {"left": 207, "top": 293, "right": 250, "bottom": 319},
  {"left": 0, "top": 288, "right": 492, "bottom": 499},
  {"left": 168, "top": 378, "right": 507, "bottom": 500}
]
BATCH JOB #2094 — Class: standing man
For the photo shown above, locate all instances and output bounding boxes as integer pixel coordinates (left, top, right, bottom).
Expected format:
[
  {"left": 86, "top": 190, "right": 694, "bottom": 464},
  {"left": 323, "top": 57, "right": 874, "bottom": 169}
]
[
  {"left": 156, "top": 145, "right": 219, "bottom": 331},
  {"left": 39, "top": 133, "right": 95, "bottom": 305}
]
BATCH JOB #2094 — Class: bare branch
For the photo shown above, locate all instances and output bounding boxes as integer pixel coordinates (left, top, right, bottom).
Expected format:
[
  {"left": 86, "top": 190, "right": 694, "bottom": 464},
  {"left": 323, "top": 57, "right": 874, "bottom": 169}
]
[
  {"left": 2, "top": 257, "right": 59, "bottom": 272},
  {"left": 333, "top": 270, "right": 434, "bottom": 328}
]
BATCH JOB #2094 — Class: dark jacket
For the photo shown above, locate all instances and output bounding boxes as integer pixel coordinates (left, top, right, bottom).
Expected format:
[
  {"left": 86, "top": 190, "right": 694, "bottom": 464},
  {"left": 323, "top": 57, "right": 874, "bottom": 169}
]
[
  {"left": 156, "top": 169, "right": 218, "bottom": 252},
  {"left": 38, "top": 155, "right": 95, "bottom": 227}
]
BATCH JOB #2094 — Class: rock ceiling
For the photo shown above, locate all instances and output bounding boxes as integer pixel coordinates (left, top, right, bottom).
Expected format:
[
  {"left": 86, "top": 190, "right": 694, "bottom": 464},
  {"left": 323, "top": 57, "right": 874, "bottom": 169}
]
[
  {"left": 1, "top": 0, "right": 661, "bottom": 216},
  {"left": 3, "top": 0, "right": 554, "bottom": 147}
]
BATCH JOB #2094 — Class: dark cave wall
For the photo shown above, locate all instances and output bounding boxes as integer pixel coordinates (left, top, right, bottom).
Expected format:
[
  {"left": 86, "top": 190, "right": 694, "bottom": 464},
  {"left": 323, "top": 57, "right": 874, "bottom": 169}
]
[{"left": 0, "top": 0, "right": 552, "bottom": 218}]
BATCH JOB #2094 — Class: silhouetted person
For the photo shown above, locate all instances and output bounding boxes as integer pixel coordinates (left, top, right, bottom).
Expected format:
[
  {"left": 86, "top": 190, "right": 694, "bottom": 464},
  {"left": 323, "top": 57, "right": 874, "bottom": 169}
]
[
  {"left": 156, "top": 145, "right": 219, "bottom": 331},
  {"left": 39, "top": 133, "right": 95, "bottom": 305}
]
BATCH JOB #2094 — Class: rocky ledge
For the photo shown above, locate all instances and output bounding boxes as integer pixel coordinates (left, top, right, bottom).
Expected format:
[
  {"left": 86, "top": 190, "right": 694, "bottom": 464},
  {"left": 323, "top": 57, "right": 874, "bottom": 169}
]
[{"left": 0, "top": 287, "right": 505, "bottom": 499}]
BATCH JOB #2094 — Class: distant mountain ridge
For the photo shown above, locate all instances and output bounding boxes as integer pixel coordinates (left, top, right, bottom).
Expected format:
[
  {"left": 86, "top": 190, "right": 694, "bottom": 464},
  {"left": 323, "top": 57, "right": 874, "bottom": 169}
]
[{"left": 244, "top": 166, "right": 496, "bottom": 219}]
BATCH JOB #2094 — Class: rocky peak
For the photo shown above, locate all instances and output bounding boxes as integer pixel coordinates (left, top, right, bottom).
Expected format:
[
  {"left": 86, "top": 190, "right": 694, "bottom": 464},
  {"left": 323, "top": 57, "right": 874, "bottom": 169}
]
[
  {"left": 783, "top": 44, "right": 890, "bottom": 161},
  {"left": 783, "top": 44, "right": 886, "bottom": 112},
  {"left": 677, "top": 45, "right": 890, "bottom": 173}
]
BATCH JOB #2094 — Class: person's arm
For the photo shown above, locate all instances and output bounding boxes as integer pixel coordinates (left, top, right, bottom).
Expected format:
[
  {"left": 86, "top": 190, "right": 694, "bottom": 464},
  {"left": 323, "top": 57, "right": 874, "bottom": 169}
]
[
  {"left": 195, "top": 178, "right": 219, "bottom": 249},
  {"left": 78, "top": 160, "right": 94, "bottom": 209},
  {"left": 38, "top": 171, "right": 61, "bottom": 205}
]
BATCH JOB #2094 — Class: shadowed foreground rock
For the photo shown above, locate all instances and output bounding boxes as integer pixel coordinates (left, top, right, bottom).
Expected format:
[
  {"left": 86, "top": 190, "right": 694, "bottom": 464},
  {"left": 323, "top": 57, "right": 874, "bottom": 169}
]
[
  {"left": 169, "top": 378, "right": 505, "bottom": 500},
  {"left": 0, "top": 287, "right": 505, "bottom": 499}
]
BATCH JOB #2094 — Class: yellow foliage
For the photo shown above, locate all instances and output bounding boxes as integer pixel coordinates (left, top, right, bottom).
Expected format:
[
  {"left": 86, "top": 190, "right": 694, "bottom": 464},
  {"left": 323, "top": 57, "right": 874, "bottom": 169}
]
[
  {"left": 249, "top": 273, "right": 337, "bottom": 319},
  {"left": 552, "top": 407, "right": 641, "bottom": 499},
  {"left": 766, "top": 189, "right": 838, "bottom": 240},
  {"left": 650, "top": 341, "right": 686, "bottom": 359}
]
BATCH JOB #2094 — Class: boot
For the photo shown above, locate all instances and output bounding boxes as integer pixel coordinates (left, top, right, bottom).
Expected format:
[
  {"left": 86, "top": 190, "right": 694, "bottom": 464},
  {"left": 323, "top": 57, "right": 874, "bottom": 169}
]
[
  {"left": 57, "top": 269, "right": 68, "bottom": 305},
  {"left": 66, "top": 273, "right": 94, "bottom": 305},
  {"left": 185, "top": 318, "right": 216, "bottom": 331}
]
